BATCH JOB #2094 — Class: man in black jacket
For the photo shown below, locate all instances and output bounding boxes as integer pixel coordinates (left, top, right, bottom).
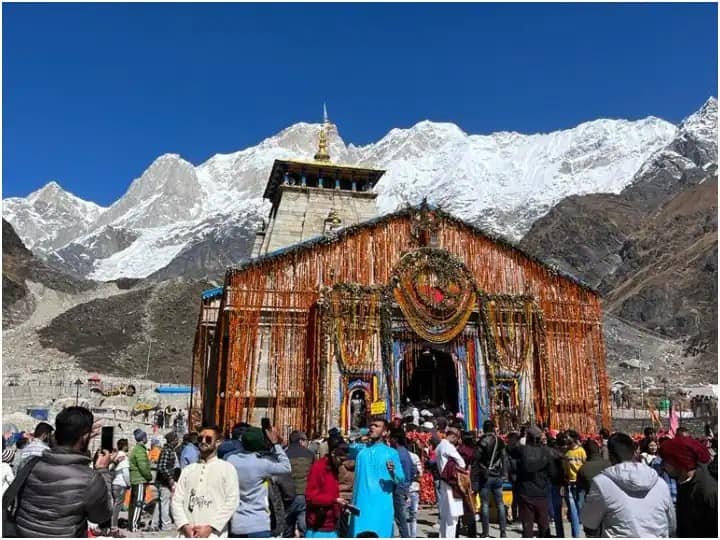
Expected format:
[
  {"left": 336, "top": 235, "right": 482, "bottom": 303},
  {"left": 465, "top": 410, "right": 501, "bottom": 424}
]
[
  {"left": 14, "top": 406, "right": 116, "bottom": 537},
  {"left": 283, "top": 430, "right": 315, "bottom": 537},
  {"left": 509, "top": 426, "right": 556, "bottom": 538},
  {"left": 477, "top": 420, "right": 507, "bottom": 538}
]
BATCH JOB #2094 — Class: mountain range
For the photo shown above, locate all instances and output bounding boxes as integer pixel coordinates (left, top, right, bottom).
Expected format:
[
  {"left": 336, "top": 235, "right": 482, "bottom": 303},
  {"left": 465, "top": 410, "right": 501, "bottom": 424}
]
[
  {"left": 5, "top": 108, "right": 680, "bottom": 282},
  {"left": 2, "top": 97, "right": 717, "bottom": 387}
]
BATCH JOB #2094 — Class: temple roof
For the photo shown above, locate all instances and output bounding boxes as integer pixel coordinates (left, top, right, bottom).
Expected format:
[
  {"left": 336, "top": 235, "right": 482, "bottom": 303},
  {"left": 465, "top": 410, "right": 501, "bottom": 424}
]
[
  {"left": 263, "top": 159, "right": 386, "bottom": 200},
  {"left": 227, "top": 202, "right": 598, "bottom": 294}
]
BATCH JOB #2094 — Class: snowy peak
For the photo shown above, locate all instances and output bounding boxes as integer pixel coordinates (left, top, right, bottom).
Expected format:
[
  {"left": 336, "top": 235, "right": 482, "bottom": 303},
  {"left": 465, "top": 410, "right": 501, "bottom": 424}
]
[
  {"left": 3, "top": 181, "right": 106, "bottom": 252},
  {"left": 3, "top": 104, "right": 705, "bottom": 281},
  {"left": 93, "top": 153, "right": 204, "bottom": 230}
]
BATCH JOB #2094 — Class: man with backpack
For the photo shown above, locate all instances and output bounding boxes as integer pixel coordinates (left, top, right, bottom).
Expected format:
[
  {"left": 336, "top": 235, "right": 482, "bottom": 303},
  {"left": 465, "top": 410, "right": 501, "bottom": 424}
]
[{"left": 477, "top": 420, "right": 508, "bottom": 538}]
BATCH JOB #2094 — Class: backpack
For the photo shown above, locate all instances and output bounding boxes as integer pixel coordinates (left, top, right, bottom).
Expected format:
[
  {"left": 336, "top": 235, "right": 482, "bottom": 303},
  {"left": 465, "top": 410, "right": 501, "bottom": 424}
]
[{"left": 2, "top": 456, "right": 41, "bottom": 538}]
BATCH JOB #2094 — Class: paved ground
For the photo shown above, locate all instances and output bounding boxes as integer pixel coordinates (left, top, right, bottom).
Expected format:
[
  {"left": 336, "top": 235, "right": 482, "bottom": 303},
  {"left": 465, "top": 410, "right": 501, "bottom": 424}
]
[{"left": 109, "top": 504, "right": 580, "bottom": 538}]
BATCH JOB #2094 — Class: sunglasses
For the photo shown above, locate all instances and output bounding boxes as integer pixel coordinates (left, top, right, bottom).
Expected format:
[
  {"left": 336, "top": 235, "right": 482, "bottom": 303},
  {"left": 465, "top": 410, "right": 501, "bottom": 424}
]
[{"left": 200, "top": 435, "right": 215, "bottom": 445}]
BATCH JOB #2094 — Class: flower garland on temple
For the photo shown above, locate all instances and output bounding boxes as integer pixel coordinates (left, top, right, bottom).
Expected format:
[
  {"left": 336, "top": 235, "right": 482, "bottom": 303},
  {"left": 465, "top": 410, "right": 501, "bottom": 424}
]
[{"left": 391, "top": 248, "right": 477, "bottom": 344}]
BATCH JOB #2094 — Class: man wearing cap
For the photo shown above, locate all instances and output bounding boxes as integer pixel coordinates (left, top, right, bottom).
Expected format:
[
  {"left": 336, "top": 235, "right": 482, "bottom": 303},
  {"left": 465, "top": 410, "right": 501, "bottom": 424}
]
[
  {"left": 226, "top": 425, "right": 292, "bottom": 537},
  {"left": 218, "top": 423, "right": 248, "bottom": 460},
  {"left": 2, "top": 445, "right": 15, "bottom": 495},
  {"left": 150, "top": 431, "right": 180, "bottom": 532},
  {"left": 659, "top": 435, "right": 716, "bottom": 538},
  {"left": 17, "top": 421, "right": 54, "bottom": 469},
  {"left": 128, "top": 428, "right": 153, "bottom": 532},
  {"left": 509, "top": 425, "right": 554, "bottom": 538},
  {"left": 284, "top": 430, "right": 315, "bottom": 537}
]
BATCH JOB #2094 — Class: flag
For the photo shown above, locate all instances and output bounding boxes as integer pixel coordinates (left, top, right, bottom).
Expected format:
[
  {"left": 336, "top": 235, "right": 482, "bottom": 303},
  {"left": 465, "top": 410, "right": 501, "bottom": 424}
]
[{"left": 669, "top": 402, "right": 679, "bottom": 437}]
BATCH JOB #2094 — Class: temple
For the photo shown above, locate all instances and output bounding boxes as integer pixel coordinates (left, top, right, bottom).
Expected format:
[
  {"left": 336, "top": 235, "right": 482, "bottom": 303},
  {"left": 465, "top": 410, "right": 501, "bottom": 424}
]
[{"left": 191, "top": 112, "right": 611, "bottom": 436}]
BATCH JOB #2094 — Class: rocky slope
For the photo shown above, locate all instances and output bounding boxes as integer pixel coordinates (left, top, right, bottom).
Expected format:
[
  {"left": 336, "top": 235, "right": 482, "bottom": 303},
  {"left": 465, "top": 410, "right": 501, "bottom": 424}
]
[
  {"left": 4, "top": 112, "right": 676, "bottom": 281},
  {"left": 36, "top": 278, "right": 211, "bottom": 381},
  {"left": 2, "top": 219, "right": 96, "bottom": 328},
  {"left": 521, "top": 98, "right": 718, "bottom": 381}
]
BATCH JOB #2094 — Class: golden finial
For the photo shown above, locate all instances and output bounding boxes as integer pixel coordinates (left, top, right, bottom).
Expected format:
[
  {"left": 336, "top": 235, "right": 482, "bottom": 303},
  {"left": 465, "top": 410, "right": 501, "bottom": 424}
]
[{"left": 314, "top": 103, "right": 331, "bottom": 162}]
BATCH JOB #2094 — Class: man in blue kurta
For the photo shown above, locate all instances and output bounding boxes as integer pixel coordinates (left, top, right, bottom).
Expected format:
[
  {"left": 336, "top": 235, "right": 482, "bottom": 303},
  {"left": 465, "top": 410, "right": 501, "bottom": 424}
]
[{"left": 350, "top": 418, "right": 406, "bottom": 537}]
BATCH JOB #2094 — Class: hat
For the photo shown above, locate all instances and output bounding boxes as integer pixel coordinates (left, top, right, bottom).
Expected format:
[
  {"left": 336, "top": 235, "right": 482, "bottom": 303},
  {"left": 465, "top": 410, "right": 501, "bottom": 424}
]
[
  {"left": 133, "top": 429, "right": 147, "bottom": 442},
  {"left": 2, "top": 448, "right": 15, "bottom": 463},
  {"left": 242, "top": 427, "right": 267, "bottom": 453},
  {"left": 422, "top": 421, "right": 434, "bottom": 430},
  {"left": 659, "top": 436, "right": 712, "bottom": 471},
  {"left": 420, "top": 409, "right": 433, "bottom": 417}
]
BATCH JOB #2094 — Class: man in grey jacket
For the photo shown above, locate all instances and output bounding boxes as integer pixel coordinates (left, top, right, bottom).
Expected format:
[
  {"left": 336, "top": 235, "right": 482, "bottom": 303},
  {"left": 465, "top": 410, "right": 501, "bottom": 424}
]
[
  {"left": 14, "top": 406, "right": 117, "bottom": 538},
  {"left": 226, "top": 426, "right": 292, "bottom": 537},
  {"left": 581, "top": 432, "right": 675, "bottom": 538}
]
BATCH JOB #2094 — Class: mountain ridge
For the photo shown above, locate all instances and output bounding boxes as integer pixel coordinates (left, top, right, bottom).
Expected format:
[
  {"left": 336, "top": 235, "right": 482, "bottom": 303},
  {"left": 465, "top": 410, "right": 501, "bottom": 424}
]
[{"left": 5, "top": 103, "right": 697, "bottom": 281}]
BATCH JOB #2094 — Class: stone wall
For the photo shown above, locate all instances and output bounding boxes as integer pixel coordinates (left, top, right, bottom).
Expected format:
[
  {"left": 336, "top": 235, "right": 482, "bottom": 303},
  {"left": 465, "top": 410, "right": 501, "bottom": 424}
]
[
  {"left": 263, "top": 186, "right": 377, "bottom": 254},
  {"left": 612, "top": 415, "right": 718, "bottom": 436}
]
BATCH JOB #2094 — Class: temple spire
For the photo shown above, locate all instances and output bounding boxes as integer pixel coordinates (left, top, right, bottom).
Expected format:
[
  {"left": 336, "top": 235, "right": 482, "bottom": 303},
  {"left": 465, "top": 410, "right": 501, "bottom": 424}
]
[{"left": 314, "top": 103, "right": 331, "bottom": 162}]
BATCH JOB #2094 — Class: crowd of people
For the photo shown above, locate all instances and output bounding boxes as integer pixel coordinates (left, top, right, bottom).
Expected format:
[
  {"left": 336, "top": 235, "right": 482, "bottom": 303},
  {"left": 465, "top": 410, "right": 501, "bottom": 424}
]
[{"left": 1, "top": 405, "right": 718, "bottom": 538}]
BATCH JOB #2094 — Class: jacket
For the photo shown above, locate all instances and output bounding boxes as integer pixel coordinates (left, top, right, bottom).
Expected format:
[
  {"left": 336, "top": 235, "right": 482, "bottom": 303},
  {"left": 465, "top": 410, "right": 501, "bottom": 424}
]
[
  {"left": 581, "top": 461, "right": 676, "bottom": 537},
  {"left": 16, "top": 439, "right": 50, "bottom": 470},
  {"left": 156, "top": 443, "right": 178, "bottom": 487},
  {"left": 676, "top": 463, "right": 717, "bottom": 538},
  {"left": 338, "top": 458, "right": 355, "bottom": 500},
  {"left": 510, "top": 444, "right": 554, "bottom": 498},
  {"left": 129, "top": 443, "right": 152, "bottom": 485},
  {"left": 285, "top": 443, "right": 315, "bottom": 495},
  {"left": 14, "top": 447, "right": 113, "bottom": 537},
  {"left": 478, "top": 434, "right": 506, "bottom": 478},
  {"left": 576, "top": 457, "right": 610, "bottom": 494},
  {"left": 226, "top": 444, "right": 292, "bottom": 535},
  {"left": 305, "top": 457, "right": 342, "bottom": 532}
]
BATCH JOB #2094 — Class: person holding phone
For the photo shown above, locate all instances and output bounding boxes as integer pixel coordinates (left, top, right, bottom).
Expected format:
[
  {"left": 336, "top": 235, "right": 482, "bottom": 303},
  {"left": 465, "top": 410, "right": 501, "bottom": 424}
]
[
  {"left": 12, "top": 406, "right": 117, "bottom": 538},
  {"left": 226, "top": 424, "right": 291, "bottom": 537}
]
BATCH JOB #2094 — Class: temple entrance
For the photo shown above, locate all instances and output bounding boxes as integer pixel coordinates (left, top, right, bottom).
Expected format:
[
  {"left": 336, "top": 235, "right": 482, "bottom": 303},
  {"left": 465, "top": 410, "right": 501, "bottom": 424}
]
[
  {"left": 400, "top": 346, "right": 459, "bottom": 413},
  {"left": 348, "top": 388, "right": 369, "bottom": 430}
]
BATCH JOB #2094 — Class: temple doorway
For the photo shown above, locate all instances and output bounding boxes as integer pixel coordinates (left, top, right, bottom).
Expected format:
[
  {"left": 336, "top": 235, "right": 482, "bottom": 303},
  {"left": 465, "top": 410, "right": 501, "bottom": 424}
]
[
  {"left": 348, "top": 389, "right": 368, "bottom": 430},
  {"left": 400, "top": 346, "right": 459, "bottom": 413}
]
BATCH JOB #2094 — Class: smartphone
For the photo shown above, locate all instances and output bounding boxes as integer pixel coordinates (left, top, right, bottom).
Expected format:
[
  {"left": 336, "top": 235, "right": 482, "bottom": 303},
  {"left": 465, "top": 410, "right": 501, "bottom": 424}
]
[
  {"left": 261, "top": 417, "right": 271, "bottom": 431},
  {"left": 101, "top": 426, "right": 114, "bottom": 452},
  {"left": 345, "top": 504, "right": 361, "bottom": 517}
]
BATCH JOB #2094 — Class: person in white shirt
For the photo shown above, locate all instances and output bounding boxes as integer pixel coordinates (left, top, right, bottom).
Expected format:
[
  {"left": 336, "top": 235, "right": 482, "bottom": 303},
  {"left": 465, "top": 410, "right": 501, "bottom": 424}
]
[
  {"left": 2, "top": 447, "right": 16, "bottom": 496},
  {"left": 435, "top": 427, "right": 466, "bottom": 539},
  {"left": 110, "top": 439, "right": 130, "bottom": 532},
  {"left": 172, "top": 424, "right": 239, "bottom": 538},
  {"left": 407, "top": 444, "right": 423, "bottom": 538}
]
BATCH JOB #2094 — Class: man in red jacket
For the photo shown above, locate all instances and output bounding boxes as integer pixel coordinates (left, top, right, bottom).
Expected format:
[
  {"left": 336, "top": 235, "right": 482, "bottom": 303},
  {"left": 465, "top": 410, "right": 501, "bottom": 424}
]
[{"left": 305, "top": 442, "right": 350, "bottom": 538}]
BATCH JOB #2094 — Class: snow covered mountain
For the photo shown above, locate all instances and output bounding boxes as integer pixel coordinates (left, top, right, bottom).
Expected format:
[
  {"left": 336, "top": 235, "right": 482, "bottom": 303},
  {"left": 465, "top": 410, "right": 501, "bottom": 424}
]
[
  {"left": 7, "top": 101, "right": 715, "bottom": 281},
  {"left": 3, "top": 182, "right": 106, "bottom": 253}
]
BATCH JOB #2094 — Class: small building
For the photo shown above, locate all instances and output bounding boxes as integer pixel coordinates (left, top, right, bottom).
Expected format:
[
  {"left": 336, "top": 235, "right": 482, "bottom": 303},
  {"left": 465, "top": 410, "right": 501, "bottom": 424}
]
[{"left": 192, "top": 114, "right": 611, "bottom": 435}]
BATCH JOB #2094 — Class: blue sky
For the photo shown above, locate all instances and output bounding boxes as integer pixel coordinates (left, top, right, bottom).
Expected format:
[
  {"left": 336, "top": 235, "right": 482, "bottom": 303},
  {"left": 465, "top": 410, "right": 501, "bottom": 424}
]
[{"left": 3, "top": 3, "right": 717, "bottom": 206}]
